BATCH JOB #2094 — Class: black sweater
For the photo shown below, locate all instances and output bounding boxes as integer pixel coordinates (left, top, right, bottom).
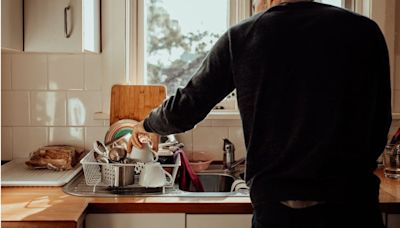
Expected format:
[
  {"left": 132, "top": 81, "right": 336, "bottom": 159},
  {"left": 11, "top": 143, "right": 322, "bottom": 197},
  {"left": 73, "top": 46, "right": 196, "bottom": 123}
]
[{"left": 144, "top": 2, "right": 392, "bottom": 202}]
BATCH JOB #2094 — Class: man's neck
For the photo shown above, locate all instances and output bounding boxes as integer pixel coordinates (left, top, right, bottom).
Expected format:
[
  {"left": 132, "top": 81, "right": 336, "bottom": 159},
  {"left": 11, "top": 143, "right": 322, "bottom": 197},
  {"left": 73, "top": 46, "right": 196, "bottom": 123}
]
[
  {"left": 267, "top": 0, "right": 312, "bottom": 10},
  {"left": 278, "top": 0, "right": 312, "bottom": 4}
]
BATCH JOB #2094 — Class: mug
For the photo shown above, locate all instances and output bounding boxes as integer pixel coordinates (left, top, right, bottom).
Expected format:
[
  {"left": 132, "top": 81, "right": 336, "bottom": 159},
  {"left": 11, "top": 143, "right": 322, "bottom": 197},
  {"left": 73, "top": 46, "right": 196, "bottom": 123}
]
[
  {"left": 383, "top": 144, "right": 400, "bottom": 179},
  {"left": 138, "top": 162, "right": 173, "bottom": 187},
  {"left": 129, "top": 142, "right": 159, "bottom": 163}
]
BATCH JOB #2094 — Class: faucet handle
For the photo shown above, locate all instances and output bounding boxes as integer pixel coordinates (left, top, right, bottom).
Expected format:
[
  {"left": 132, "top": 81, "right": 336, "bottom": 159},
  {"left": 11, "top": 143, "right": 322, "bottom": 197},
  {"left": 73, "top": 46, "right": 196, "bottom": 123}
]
[
  {"left": 223, "top": 138, "right": 235, "bottom": 154},
  {"left": 223, "top": 138, "right": 235, "bottom": 170}
]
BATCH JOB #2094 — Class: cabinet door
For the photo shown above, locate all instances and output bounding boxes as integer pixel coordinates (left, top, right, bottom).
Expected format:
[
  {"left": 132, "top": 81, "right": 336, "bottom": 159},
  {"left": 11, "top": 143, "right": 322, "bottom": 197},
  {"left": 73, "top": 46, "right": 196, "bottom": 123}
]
[
  {"left": 1, "top": 0, "right": 23, "bottom": 52},
  {"left": 186, "top": 214, "right": 253, "bottom": 228},
  {"left": 24, "top": 0, "right": 83, "bottom": 53},
  {"left": 85, "top": 213, "right": 186, "bottom": 228}
]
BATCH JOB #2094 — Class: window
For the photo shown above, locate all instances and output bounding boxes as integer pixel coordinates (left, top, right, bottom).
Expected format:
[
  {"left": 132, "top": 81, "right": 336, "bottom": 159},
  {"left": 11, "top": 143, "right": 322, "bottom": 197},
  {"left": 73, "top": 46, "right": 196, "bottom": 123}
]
[
  {"left": 318, "top": 0, "right": 343, "bottom": 7},
  {"left": 129, "top": 0, "right": 251, "bottom": 100},
  {"left": 316, "top": 0, "right": 370, "bottom": 15},
  {"left": 127, "top": 0, "right": 365, "bottom": 113},
  {"left": 127, "top": 0, "right": 250, "bottom": 113}
]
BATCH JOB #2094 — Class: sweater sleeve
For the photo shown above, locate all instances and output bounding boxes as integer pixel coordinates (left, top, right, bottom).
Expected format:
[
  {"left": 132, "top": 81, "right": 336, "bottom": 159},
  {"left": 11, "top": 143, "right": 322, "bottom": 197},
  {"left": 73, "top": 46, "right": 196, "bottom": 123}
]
[{"left": 143, "top": 31, "right": 235, "bottom": 135}]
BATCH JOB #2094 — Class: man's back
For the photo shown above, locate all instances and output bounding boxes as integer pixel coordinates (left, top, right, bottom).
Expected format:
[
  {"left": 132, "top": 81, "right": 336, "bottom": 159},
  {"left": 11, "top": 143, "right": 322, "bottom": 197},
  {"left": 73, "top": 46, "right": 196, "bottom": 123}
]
[
  {"left": 141, "top": 1, "right": 391, "bottom": 203},
  {"left": 137, "top": 1, "right": 391, "bottom": 227},
  {"left": 229, "top": 2, "right": 392, "bottom": 202}
]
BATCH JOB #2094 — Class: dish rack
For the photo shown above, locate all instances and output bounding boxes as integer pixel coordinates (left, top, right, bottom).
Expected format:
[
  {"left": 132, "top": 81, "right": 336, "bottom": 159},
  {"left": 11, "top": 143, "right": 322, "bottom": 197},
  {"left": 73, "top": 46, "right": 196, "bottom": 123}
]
[{"left": 80, "top": 150, "right": 181, "bottom": 193}]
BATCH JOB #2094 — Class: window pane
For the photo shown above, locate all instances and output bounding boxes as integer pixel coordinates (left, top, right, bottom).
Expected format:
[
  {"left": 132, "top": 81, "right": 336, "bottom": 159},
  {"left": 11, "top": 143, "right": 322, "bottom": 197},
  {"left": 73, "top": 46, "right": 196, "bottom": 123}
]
[
  {"left": 321, "top": 0, "right": 343, "bottom": 7},
  {"left": 144, "top": 0, "right": 229, "bottom": 96}
]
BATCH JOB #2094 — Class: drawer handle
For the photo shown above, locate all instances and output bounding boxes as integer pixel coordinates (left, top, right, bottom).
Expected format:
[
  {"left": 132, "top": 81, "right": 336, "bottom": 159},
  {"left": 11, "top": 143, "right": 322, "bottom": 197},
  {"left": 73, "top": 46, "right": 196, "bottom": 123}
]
[{"left": 64, "top": 6, "right": 72, "bottom": 38}]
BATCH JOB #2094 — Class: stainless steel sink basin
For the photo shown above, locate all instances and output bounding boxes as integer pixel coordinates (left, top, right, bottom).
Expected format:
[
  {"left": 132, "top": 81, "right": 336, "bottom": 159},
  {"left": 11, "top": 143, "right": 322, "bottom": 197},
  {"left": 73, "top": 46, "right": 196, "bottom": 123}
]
[
  {"left": 186, "top": 173, "right": 235, "bottom": 192},
  {"left": 63, "top": 171, "right": 249, "bottom": 197}
]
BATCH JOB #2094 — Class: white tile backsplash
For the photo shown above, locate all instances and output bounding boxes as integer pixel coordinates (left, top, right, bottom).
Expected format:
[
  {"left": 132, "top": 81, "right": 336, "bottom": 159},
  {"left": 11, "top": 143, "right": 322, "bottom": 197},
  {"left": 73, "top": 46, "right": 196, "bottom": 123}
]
[
  {"left": 1, "top": 91, "right": 30, "bottom": 126},
  {"left": 193, "top": 126, "right": 228, "bottom": 161},
  {"left": 212, "top": 119, "right": 242, "bottom": 127},
  {"left": 85, "top": 127, "right": 109, "bottom": 150},
  {"left": 12, "top": 54, "right": 47, "bottom": 90},
  {"left": 13, "top": 127, "right": 48, "bottom": 158},
  {"left": 31, "top": 92, "right": 66, "bottom": 126},
  {"left": 176, "top": 130, "right": 193, "bottom": 153},
  {"left": 49, "top": 127, "right": 84, "bottom": 148},
  {"left": 67, "top": 91, "right": 103, "bottom": 126},
  {"left": 48, "top": 55, "right": 84, "bottom": 90},
  {"left": 195, "top": 119, "right": 212, "bottom": 127},
  {"left": 1, "top": 54, "right": 12, "bottom": 90},
  {"left": 84, "top": 54, "right": 103, "bottom": 90},
  {"left": 1, "top": 127, "right": 13, "bottom": 160},
  {"left": 228, "top": 127, "right": 246, "bottom": 159}
]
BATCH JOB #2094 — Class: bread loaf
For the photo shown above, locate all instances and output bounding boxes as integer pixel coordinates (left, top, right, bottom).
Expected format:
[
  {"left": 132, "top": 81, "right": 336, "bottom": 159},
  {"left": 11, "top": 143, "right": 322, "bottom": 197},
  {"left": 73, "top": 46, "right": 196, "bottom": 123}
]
[{"left": 25, "top": 145, "right": 85, "bottom": 171}]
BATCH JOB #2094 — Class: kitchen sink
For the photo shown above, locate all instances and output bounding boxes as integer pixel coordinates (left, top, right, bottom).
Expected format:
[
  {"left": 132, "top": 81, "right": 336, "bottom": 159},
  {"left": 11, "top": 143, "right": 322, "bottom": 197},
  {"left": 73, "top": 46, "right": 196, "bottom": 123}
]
[
  {"left": 63, "top": 171, "right": 249, "bottom": 197},
  {"left": 185, "top": 173, "right": 235, "bottom": 192}
]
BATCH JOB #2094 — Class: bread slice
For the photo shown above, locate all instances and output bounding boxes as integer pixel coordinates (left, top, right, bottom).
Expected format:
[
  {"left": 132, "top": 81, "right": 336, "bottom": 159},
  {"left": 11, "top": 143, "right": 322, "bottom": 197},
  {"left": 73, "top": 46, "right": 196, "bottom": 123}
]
[{"left": 25, "top": 145, "right": 85, "bottom": 171}]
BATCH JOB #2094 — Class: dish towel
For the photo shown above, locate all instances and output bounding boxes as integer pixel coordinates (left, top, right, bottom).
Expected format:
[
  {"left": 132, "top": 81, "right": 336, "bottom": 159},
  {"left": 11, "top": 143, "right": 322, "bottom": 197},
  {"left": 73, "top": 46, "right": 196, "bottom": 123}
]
[{"left": 174, "top": 149, "right": 204, "bottom": 192}]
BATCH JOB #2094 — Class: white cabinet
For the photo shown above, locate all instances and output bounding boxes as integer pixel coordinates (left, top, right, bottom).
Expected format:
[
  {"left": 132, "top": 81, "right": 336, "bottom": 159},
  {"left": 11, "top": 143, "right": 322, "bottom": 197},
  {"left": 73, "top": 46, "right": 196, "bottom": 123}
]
[
  {"left": 85, "top": 213, "right": 253, "bottom": 228},
  {"left": 24, "top": 0, "right": 100, "bottom": 53},
  {"left": 186, "top": 214, "right": 253, "bottom": 228},
  {"left": 85, "top": 213, "right": 186, "bottom": 228},
  {"left": 1, "top": 0, "right": 23, "bottom": 52}
]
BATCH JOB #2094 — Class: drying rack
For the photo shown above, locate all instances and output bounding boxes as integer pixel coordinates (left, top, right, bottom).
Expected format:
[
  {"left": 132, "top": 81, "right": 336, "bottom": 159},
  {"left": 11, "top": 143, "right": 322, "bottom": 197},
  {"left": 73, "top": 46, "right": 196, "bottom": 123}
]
[{"left": 80, "top": 150, "right": 181, "bottom": 193}]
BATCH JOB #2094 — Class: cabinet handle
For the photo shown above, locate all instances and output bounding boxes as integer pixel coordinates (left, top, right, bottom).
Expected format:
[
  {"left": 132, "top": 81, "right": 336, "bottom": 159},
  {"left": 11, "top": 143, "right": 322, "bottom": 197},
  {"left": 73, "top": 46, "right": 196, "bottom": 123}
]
[{"left": 64, "top": 6, "right": 71, "bottom": 38}]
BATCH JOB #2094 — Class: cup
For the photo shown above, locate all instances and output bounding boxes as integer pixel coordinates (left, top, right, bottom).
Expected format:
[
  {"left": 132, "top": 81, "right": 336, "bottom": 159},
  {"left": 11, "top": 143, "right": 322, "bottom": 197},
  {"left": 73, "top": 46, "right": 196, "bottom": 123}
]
[
  {"left": 138, "top": 162, "right": 173, "bottom": 187},
  {"left": 383, "top": 144, "right": 400, "bottom": 179},
  {"left": 129, "top": 142, "right": 159, "bottom": 163}
]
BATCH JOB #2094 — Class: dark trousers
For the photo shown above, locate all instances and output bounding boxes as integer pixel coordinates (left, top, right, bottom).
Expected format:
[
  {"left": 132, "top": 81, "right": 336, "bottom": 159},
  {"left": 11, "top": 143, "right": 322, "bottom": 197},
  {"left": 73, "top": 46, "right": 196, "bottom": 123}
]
[{"left": 252, "top": 201, "right": 384, "bottom": 228}]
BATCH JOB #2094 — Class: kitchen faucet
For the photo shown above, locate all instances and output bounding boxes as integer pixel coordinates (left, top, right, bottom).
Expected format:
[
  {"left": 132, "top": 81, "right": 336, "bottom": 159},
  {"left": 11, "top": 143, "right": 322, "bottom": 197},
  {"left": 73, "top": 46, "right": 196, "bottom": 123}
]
[{"left": 222, "top": 138, "right": 246, "bottom": 174}]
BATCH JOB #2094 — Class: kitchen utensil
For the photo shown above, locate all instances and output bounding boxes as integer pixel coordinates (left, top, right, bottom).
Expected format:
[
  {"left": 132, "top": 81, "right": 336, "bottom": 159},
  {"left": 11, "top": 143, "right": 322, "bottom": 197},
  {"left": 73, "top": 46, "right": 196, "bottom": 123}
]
[
  {"left": 93, "top": 141, "right": 109, "bottom": 157},
  {"left": 129, "top": 142, "right": 159, "bottom": 163},
  {"left": 113, "top": 165, "right": 136, "bottom": 186},
  {"left": 105, "top": 119, "right": 138, "bottom": 144},
  {"left": 138, "top": 162, "right": 173, "bottom": 187},
  {"left": 158, "top": 149, "right": 174, "bottom": 164},
  {"left": 189, "top": 160, "right": 213, "bottom": 173},
  {"left": 189, "top": 151, "right": 214, "bottom": 172},
  {"left": 110, "top": 85, "right": 166, "bottom": 125},
  {"left": 93, "top": 151, "right": 109, "bottom": 164},
  {"left": 1, "top": 159, "right": 82, "bottom": 186},
  {"left": 383, "top": 144, "right": 400, "bottom": 179},
  {"left": 109, "top": 147, "right": 127, "bottom": 162},
  {"left": 94, "top": 133, "right": 132, "bottom": 163}
]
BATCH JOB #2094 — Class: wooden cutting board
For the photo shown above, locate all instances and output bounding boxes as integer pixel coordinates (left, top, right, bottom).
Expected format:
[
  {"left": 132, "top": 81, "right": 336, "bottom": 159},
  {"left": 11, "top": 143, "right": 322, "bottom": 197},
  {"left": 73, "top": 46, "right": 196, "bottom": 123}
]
[{"left": 110, "top": 85, "right": 166, "bottom": 125}]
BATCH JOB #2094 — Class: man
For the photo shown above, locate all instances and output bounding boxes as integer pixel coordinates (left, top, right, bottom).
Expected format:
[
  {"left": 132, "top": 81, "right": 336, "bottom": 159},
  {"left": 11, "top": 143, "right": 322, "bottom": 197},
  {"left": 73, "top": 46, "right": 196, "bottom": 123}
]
[{"left": 130, "top": 0, "right": 392, "bottom": 227}]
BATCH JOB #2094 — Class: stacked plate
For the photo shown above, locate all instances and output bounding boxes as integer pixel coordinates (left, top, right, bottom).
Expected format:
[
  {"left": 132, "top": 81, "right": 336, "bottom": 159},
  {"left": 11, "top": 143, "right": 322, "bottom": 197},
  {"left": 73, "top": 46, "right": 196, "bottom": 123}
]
[{"left": 104, "top": 119, "right": 138, "bottom": 144}]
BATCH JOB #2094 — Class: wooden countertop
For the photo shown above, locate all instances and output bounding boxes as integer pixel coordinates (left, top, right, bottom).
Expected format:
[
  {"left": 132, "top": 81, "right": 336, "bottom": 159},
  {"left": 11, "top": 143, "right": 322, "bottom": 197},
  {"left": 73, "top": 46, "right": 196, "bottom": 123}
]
[{"left": 2, "top": 168, "right": 399, "bottom": 228}]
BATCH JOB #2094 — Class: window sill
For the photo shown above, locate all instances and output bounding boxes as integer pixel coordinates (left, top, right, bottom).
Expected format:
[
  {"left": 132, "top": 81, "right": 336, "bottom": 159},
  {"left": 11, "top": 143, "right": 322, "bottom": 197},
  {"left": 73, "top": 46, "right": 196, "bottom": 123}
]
[{"left": 393, "top": 113, "right": 400, "bottom": 120}]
